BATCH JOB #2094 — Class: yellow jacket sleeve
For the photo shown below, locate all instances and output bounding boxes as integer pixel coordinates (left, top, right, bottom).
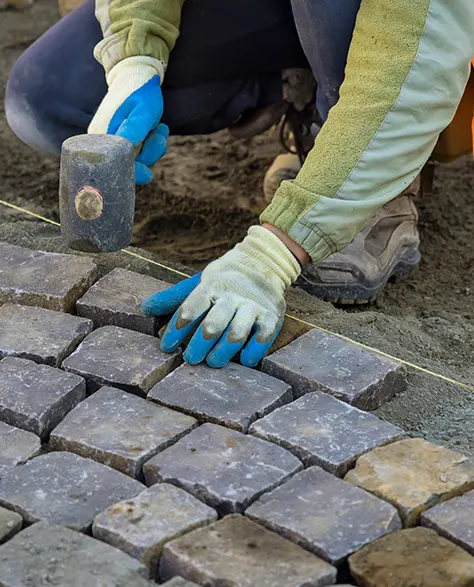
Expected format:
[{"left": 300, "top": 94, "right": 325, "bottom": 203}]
[{"left": 261, "top": 0, "right": 474, "bottom": 263}]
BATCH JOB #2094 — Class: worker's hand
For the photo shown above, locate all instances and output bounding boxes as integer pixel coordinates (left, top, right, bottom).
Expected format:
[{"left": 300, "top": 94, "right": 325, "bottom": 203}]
[
  {"left": 141, "top": 226, "right": 301, "bottom": 368},
  {"left": 88, "top": 57, "right": 168, "bottom": 185}
]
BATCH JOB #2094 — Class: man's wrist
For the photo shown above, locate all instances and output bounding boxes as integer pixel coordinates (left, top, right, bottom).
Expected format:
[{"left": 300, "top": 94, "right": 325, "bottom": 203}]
[{"left": 262, "top": 223, "right": 311, "bottom": 266}]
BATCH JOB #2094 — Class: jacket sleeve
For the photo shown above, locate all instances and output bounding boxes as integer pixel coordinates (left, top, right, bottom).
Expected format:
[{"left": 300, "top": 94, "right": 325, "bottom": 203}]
[
  {"left": 93, "top": 0, "right": 185, "bottom": 78},
  {"left": 261, "top": 0, "right": 474, "bottom": 263}
]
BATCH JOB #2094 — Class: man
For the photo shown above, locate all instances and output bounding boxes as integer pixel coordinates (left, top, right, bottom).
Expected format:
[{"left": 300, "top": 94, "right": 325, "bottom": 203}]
[{"left": 5, "top": 0, "right": 474, "bottom": 368}]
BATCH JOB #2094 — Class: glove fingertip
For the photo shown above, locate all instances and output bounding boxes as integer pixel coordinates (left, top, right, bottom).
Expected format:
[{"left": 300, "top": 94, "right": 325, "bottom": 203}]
[{"left": 135, "top": 162, "right": 152, "bottom": 185}]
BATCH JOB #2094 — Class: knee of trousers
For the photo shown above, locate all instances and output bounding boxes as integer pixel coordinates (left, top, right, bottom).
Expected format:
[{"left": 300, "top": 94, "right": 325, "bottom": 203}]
[{"left": 5, "top": 57, "right": 61, "bottom": 157}]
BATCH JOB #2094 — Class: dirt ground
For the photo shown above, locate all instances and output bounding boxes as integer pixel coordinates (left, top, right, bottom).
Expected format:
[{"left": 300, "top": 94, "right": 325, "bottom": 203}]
[{"left": 1, "top": 0, "right": 473, "bottom": 453}]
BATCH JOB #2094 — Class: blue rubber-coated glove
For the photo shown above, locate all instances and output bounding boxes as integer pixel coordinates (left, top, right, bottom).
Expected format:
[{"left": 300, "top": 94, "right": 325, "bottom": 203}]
[
  {"left": 142, "top": 226, "right": 301, "bottom": 368},
  {"left": 88, "top": 57, "right": 168, "bottom": 185}
]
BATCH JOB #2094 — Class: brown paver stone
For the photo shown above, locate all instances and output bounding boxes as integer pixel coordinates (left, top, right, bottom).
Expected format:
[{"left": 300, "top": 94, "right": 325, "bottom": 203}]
[
  {"left": 62, "top": 325, "right": 182, "bottom": 395},
  {"left": 0, "top": 451, "right": 143, "bottom": 531},
  {"left": 0, "top": 522, "right": 155, "bottom": 586},
  {"left": 76, "top": 267, "right": 170, "bottom": 335},
  {"left": 421, "top": 489, "right": 474, "bottom": 554},
  {"left": 160, "top": 514, "right": 337, "bottom": 586},
  {"left": 93, "top": 483, "right": 217, "bottom": 573},
  {"left": 348, "top": 527, "right": 474, "bottom": 587},
  {"left": 50, "top": 386, "right": 196, "bottom": 477},
  {"left": 0, "top": 242, "right": 97, "bottom": 313},
  {"left": 143, "top": 423, "right": 302, "bottom": 514},
  {"left": 246, "top": 466, "right": 401, "bottom": 566},
  {"left": 162, "top": 579, "right": 200, "bottom": 587},
  {"left": 344, "top": 438, "right": 474, "bottom": 527},
  {"left": 0, "top": 356, "right": 86, "bottom": 440},
  {"left": 0, "top": 421, "right": 40, "bottom": 476},
  {"left": 249, "top": 392, "right": 404, "bottom": 477},
  {"left": 0, "top": 506, "right": 22, "bottom": 544},
  {"left": 148, "top": 362, "right": 293, "bottom": 433},
  {"left": 262, "top": 329, "right": 407, "bottom": 409},
  {"left": 0, "top": 304, "right": 93, "bottom": 367}
]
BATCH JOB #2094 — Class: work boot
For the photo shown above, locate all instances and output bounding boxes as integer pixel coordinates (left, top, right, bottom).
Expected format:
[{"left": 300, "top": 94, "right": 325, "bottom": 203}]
[{"left": 296, "top": 178, "right": 421, "bottom": 304}]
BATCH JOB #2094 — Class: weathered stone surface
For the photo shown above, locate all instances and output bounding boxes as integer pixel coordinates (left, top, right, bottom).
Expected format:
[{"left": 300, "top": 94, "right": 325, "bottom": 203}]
[
  {"left": 345, "top": 438, "right": 474, "bottom": 527},
  {"left": 0, "top": 506, "right": 22, "bottom": 544},
  {"left": 0, "top": 242, "right": 97, "bottom": 313},
  {"left": 77, "top": 267, "right": 170, "bottom": 335},
  {"left": 162, "top": 579, "right": 200, "bottom": 587},
  {"left": 246, "top": 466, "right": 401, "bottom": 566},
  {"left": 93, "top": 483, "right": 217, "bottom": 573},
  {"left": 62, "top": 325, "right": 182, "bottom": 395},
  {"left": 262, "top": 329, "right": 407, "bottom": 409},
  {"left": 421, "top": 489, "right": 474, "bottom": 554},
  {"left": 0, "top": 421, "right": 40, "bottom": 476},
  {"left": 0, "top": 304, "right": 92, "bottom": 367},
  {"left": 50, "top": 386, "right": 196, "bottom": 477},
  {"left": 148, "top": 362, "right": 292, "bottom": 433},
  {"left": 0, "top": 522, "right": 155, "bottom": 586},
  {"left": 0, "top": 451, "right": 143, "bottom": 531},
  {"left": 144, "top": 423, "right": 302, "bottom": 514},
  {"left": 348, "top": 527, "right": 474, "bottom": 587},
  {"left": 58, "top": 0, "right": 85, "bottom": 16},
  {"left": 160, "top": 514, "right": 337, "bottom": 586},
  {"left": 249, "top": 392, "right": 404, "bottom": 477},
  {"left": 0, "top": 356, "right": 86, "bottom": 439}
]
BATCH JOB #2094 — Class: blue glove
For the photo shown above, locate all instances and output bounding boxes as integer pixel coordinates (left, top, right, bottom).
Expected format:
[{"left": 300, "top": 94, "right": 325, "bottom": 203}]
[
  {"left": 142, "top": 226, "right": 301, "bottom": 368},
  {"left": 88, "top": 57, "right": 168, "bottom": 185}
]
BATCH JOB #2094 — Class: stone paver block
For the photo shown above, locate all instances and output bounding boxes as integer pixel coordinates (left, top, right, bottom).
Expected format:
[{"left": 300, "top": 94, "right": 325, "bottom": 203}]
[
  {"left": 246, "top": 466, "right": 401, "bottom": 566},
  {"left": 93, "top": 483, "right": 217, "bottom": 573},
  {"left": 262, "top": 329, "right": 407, "bottom": 410},
  {"left": 144, "top": 423, "right": 302, "bottom": 514},
  {"left": 345, "top": 438, "right": 474, "bottom": 527},
  {"left": 0, "top": 304, "right": 92, "bottom": 367},
  {"left": 0, "top": 506, "right": 22, "bottom": 544},
  {"left": 0, "top": 451, "right": 143, "bottom": 531},
  {"left": 148, "top": 362, "right": 293, "bottom": 433},
  {"left": 421, "top": 489, "right": 474, "bottom": 555},
  {"left": 50, "top": 386, "right": 197, "bottom": 477},
  {"left": 160, "top": 514, "right": 337, "bottom": 586},
  {"left": 162, "top": 579, "right": 200, "bottom": 587},
  {"left": 77, "top": 267, "right": 170, "bottom": 335},
  {"left": 348, "top": 527, "right": 474, "bottom": 587},
  {"left": 0, "top": 421, "right": 40, "bottom": 476},
  {"left": 0, "top": 522, "right": 156, "bottom": 586},
  {"left": 62, "top": 325, "right": 182, "bottom": 395},
  {"left": 0, "top": 356, "right": 86, "bottom": 440},
  {"left": 0, "top": 242, "right": 98, "bottom": 313},
  {"left": 249, "top": 391, "right": 404, "bottom": 477}
]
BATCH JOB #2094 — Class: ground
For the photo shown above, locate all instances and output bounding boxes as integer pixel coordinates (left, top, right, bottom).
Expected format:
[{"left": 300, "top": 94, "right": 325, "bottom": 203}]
[{"left": 0, "top": 0, "right": 473, "bottom": 456}]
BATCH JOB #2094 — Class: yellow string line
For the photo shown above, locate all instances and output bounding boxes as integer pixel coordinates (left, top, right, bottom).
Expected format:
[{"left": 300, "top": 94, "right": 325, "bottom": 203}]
[{"left": 1, "top": 197, "right": 473, "bottom": 392}]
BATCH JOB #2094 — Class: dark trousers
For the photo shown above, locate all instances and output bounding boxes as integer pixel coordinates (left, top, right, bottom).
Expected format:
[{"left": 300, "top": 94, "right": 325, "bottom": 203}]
[{"left": 5, "top": 0, "right": 361, "bottom": 157}]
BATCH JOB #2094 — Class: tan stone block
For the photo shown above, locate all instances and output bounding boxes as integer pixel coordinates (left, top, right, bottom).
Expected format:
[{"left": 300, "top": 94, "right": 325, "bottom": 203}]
[
  {"left": 348, "top": 527, "right": 474, "bottom": 587},
  {"left": 58, "top": 0, "right": 85, "bottom": 16},
  {"left": 345, "top": 438, "right": 474, "bottom": 526}
]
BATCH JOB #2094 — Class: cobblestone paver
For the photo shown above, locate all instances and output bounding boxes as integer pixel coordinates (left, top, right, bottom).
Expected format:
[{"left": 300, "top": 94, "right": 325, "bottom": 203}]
[
  {"left": 0, "top": 304, "right": 93, "bottom": 367},
  {"left": 0, "top": 522, "right": 155, "bottom": 586},
  {"left": 76, "top": 267, "right": 170, "bottom": 335},
  {"left": 0, "top": 357, "right": 86, "bottom": 439},
  {"left": 250, "top": 391, "right": 404, "bottom": 476},
  {"left": 345, "top": 438, "right": 474, "bottom": 526},
  {"left": 50, "top": 386, "right": 196, "bottom": 477},
  {"left": 0, "top": 242, "right": 98, "bottom": 313},
  {"left": 160, "top": 514, "right": 337, "bottom": 586},
  {"left": 0, "top": 506, "right": 22, "bottom": 544},
  {"left": 93, "top": 483, "right": 217, "bottom": 574},
  {"left": 148, "top": 362, "right": 293, "bottom": 432},
  {"left": 348, "top": 527, "right": 474, "bottom": 587},
  {"left": 0, "top": 421, "right": 41, "bottom": 476},
  {"left": 62, "top": 325, "right": 182, "bottom": 395},
  {"left": 246, "top": 466, "right": 401, "bottom": 566},
  {"left": 144, "top": 423, "right": 302, "bottom": 514},
  {"left": 262, "top": 329, "right": 407, "bottom": 409},
  {"left": 0, "top": 451, "right": 143, "bottom": 531},
  {"left": 421, "top": 489, "right": 474, "bottom": 554}
]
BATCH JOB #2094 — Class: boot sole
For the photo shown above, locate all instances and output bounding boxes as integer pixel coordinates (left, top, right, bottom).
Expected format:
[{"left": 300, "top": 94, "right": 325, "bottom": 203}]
[{"left": 295, "top": 246, "right": 421, "bottom": 305}]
